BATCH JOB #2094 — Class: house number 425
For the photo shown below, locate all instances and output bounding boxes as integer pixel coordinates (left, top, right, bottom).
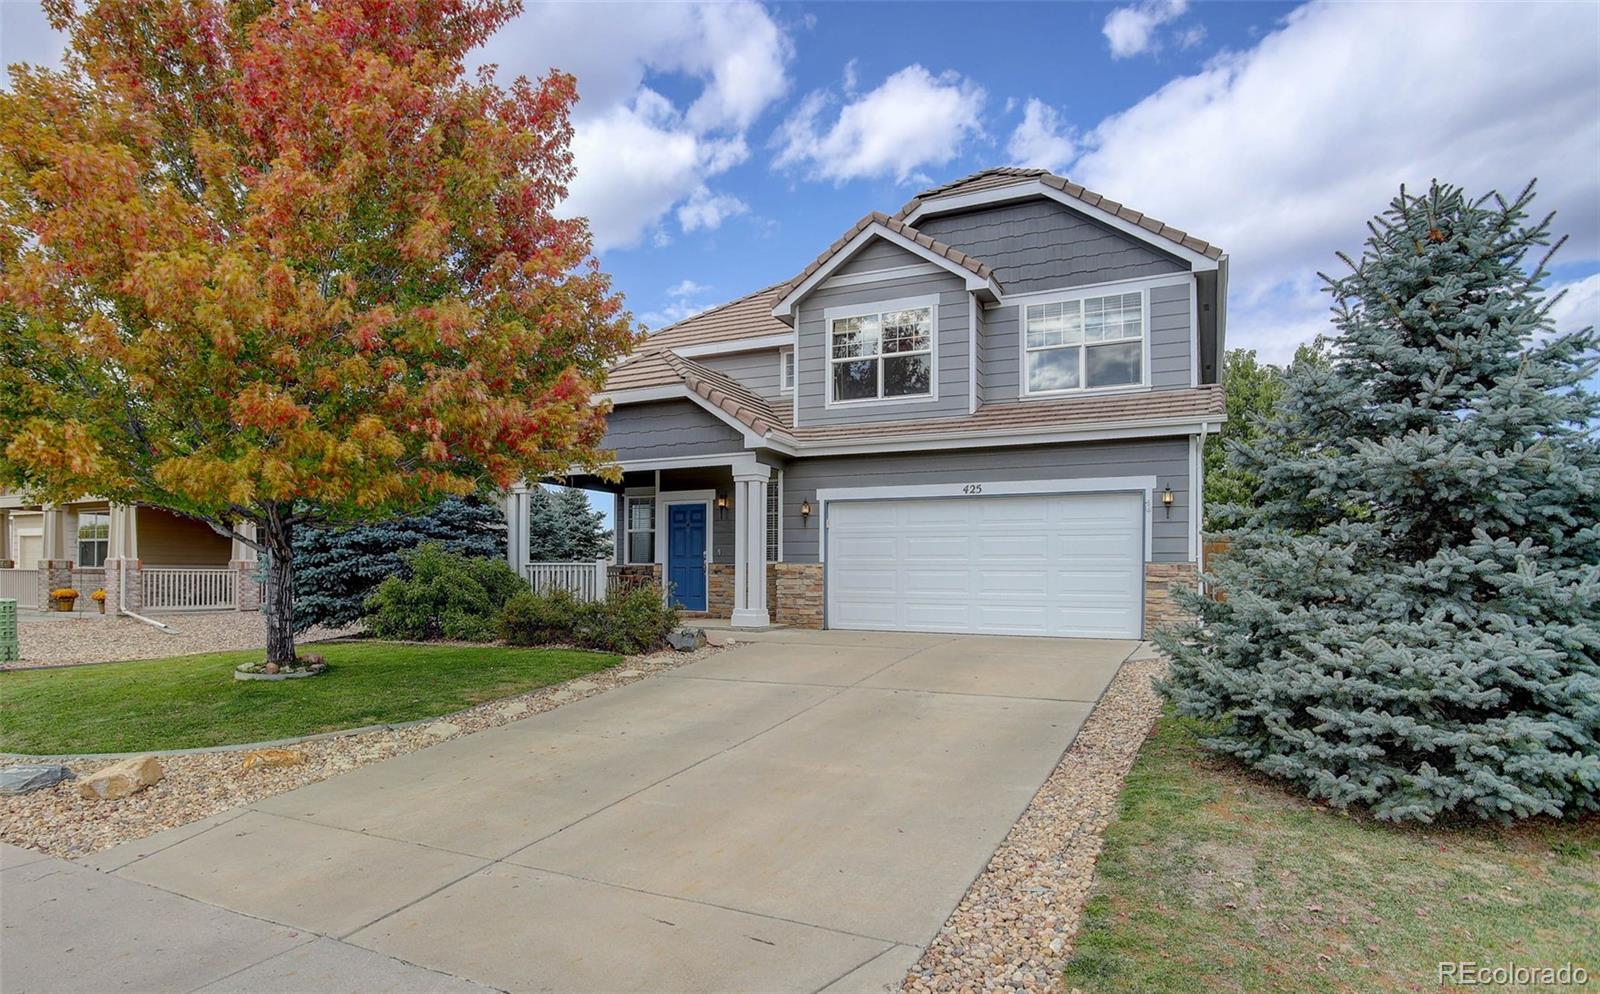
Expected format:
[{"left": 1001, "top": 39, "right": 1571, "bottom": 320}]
[{"left": 962, "top": 483, "right": 983, "bottom": 495}]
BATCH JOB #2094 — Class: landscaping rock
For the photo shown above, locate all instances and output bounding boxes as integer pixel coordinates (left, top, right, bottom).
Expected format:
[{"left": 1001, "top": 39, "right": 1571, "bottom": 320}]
[
  {"left": 498, "top": 701, "right": 529, "bottom": 719},
  {"left": 77, "top": 756, "right": 164, "bottom": 800},
  {"left": 565, "top": 679, "right": 600, "bottom": 692},
  {"left": 667, "top": 628, "right": 707, "bottom": 652},
  {"left": 0, "top": 764, "right": 75, "bottom": 796},
  {"left": 423, "top": 722, "right": 461, "bottom": 740},
  {"left": 240, "top": 748, "right": 305, "bottom": 771},
  {"left": 614, "top": 669, "right": 644, "bottom": 679}
]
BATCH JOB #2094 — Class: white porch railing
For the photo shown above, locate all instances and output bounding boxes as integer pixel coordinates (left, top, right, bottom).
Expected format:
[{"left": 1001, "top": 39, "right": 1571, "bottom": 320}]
[
  {"left": 523, "top": 561, "right": 609, "bottom": 602},
  {"left": 142, "top": 566, "right": 237, "bottom": 611},
  {"left": 0, "top": 569, "right": 39, "bottom": 609}
]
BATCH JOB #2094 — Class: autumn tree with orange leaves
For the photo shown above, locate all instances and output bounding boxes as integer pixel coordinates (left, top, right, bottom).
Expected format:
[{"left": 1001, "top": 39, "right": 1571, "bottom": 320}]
[{"left": 0, "top": 0, "right": 634, "bottom": 664}]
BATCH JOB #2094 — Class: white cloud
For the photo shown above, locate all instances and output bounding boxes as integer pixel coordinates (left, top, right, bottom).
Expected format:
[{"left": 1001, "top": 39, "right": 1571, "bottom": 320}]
[
  {"left": 1068, "top": 0, "right": 1600, "bottom": 364},
  {"left": 677, "top": 186, "right": 749, "bottom": 233},
  {"left": 640, "top": 279, "right": 719, "bottom": 329},
  {"left": 1007, "top": 98, "right": 1077, "bottom": 174},
  {"left": 772, "top": 65, "right": 986, "bottom": 183},
  {"left": 475, "top": 1, "right": 790, "bottom": 251},
  {"left": 1549, "top": 272, "right": 1600, "bottom": 335},
  {"left": 1103, "top": 0, "right": 1190, "bottom": 59}
]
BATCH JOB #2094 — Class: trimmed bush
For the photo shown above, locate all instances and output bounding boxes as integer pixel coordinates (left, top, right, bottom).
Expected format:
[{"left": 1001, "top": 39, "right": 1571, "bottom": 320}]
[
  {"left": 364, "top": 543, "right": 525, "bottom": 642},
  {"left": 499, "top": 585, "right": 679, "bottom": 654}
]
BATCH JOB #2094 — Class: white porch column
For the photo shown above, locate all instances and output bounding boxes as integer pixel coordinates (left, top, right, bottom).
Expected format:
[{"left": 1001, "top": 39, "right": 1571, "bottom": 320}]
[
  {"left": 41, "top": 505, "right": 63, "bottom": 562},
  {"left": 730, "top": 466, "right": 770, "bottom": 629},
  {"left": 230, "top": 520, "right": 258, "bottom": 563},
  {"left": 504, "top": 482, "right": 530, "bottom": 578},
  {"left": 0, "top": 509, "right": 10, "bottom": 564}
]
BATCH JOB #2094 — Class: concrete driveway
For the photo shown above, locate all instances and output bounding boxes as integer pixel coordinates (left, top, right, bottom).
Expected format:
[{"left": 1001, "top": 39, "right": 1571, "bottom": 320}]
[{"left": 10, "top": 630, "right": 1134, "bottom": 994}]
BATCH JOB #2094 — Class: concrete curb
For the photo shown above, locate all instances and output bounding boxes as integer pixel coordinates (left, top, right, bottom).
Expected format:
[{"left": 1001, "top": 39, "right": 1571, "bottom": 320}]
[{"left": 0, "top": 716, "right": 447, "bottom": 762}]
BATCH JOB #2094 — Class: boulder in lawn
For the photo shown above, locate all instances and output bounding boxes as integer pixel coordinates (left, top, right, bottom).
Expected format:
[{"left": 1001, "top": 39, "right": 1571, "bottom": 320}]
[
  {"left": 77, "top": 756, "right": 164, "bottom": 800},
  {"left": 667, "top": 628, "right": 707, "bottom": 652},
  {"left": 0, "top": 764, "right": 75, "bottom": 796}
]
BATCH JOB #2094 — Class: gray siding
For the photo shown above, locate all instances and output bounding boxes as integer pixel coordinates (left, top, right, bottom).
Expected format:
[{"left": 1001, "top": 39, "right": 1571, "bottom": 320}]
[
  {"left": 1147, "top": 282, "right": 1192, "bottom": 388},
  {"left": 916, "top": 199, "right": 1184, "bottom": 294},
  {"left": 696, "top": 349, "right": 788, "bottom": 402},
  {"left": 795, "top": 268, "right": 970, "bottom": 427},
  {"left": 835, "top": 238, "right": 925, "bottom": 275},
  {"left": 978, "top": 279, "right": 1192, "bottom": 404},
  {"left": 779, "top": 438, "right": 1192, "bottom": 564},
  {"left": 600, "top": 400, "right": 743, "bottom": 461},
  {"left": 659, "top": 466, "right": 736, "bottom": 564}
]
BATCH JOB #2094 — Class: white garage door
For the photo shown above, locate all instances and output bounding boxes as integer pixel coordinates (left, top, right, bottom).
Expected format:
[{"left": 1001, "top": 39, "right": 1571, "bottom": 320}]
[{"left": 825, "top": 492, "right": 1144, "bottom": 638}]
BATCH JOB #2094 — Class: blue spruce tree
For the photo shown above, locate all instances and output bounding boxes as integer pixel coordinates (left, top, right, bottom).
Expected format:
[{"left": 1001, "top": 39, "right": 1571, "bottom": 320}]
[
  {"left": 294, "top": 494, "right": 505, "bottom": 630},
  {"left": 1158, "top": 181, "right": 1600, "bottom": 823}
]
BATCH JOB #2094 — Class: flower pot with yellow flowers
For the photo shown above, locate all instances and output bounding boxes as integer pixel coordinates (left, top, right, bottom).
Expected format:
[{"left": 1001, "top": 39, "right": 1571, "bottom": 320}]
[
  {"left": 51, "top": 588, "right": 79, "bottom": 612},
  {"left": 91, "top": 589, "right": 108, "bottom": 614}
]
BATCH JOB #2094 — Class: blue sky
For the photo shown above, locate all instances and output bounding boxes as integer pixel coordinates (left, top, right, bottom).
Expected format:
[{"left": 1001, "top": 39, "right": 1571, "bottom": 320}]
[{"left": 5, "top": 0, "right": 1599, "bottom": 526}]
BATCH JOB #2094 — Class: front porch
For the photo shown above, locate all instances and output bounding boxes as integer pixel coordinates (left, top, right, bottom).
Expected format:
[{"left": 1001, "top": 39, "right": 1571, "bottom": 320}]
[
  {"left": 0, "top": 500, "right": 260, "bottom": 616},
  {"left": 507, "top": 456, "right": 791, "bottom": 630}
]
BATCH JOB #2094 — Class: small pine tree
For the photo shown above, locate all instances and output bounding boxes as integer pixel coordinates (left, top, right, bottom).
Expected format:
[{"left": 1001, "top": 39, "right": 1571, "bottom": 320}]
[
  {"left": 294, "top": 495, "right": 505, "bottom": 630},
  {"left": 1159, "top": 180, "right": 1600, "bottom": 823},
  {"left": 526, "top": 486, "right": 565, "bottom": 561},
  {"left": 552, "top": 486, "right": 612, "bottom": 560}
]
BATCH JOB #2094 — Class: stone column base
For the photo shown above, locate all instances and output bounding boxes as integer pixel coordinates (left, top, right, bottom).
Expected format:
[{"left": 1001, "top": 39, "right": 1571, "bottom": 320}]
[
  {"left": 607, "top": 564, "right": 662, "bottom": 597},
  {"left": 1144, "top": 562, "right": 1199, "bottom": 634},
  {"left": 707, "top": 563, "right": 734, "bottom": 619},
  {"left": 773, "top": 563, "right": 824, "bottom": 630},
  {"left": 102, "top": 558, "right": 144, "bottom": 615},
  {"left": 232, "top": 560, "right": 262, "bottom": 612},
  {"left": 38, "top": 560, "right": 75, "bottom": 612}
]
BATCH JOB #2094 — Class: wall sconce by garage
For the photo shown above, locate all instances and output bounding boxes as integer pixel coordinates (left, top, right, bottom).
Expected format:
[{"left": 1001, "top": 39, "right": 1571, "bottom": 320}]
[
  {"left": 714, "top": 493, "right": 729, "bottom": 519},
  {"left": 1161, "top": 486, "right": 1174, "bottom": 518},
  {"left": 800, "top": 499, "right": 812, "bottom": 525}
]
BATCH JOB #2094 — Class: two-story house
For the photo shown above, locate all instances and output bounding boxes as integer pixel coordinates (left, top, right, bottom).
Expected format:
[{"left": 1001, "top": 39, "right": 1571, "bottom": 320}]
[{"left": 526, "top": 167, "right": 1227, "bottom": 638}]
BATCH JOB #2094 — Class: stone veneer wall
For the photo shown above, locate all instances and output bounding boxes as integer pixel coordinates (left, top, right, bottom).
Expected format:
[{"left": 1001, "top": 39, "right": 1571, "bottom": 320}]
[
  {"left": 773, "top": 563, "right": 824, "bottom": 629},
  {"left": 1144, "top": 562, "right": 1198, "bottom": 634},
  {"left": 101, "top": 558, "right": 143, "bottom": 615},
  {"left": 706, "top": 563, "right": 734, "bottom": 618},
  {"left": 607, "top": 563, "right": 662, "bottom": 596},
  {"left": 232, "top": 560, "right": 262, "bottom": 612}
]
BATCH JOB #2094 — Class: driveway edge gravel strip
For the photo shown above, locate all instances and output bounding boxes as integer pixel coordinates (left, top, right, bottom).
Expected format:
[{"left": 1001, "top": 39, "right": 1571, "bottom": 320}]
[
  {"left": 902, "top": 646, "right": 1168, "bottom": 993},
  {"left": 0, "top": 642, "right": 727, "bottom": 858}
]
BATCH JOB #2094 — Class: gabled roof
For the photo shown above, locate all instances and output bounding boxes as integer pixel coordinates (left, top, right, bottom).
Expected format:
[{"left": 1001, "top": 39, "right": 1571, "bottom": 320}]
[
  {"left": 774, "top": 211, "right": 998, "bottom": 305},
  {"left": 659, "top": 352, "right": 787, "bottom": 438},
  {"left": 897, "top": 167, "right": 1224, "bottom": 262}
]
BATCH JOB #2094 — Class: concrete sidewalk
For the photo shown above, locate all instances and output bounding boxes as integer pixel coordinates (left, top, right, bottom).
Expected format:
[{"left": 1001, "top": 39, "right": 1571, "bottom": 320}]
[
  {"left": 5, "top": 630, "right": 1134, "bottom": 993},
  {"left": 0, "top": 843, "right": 494, "bottom": 993}
]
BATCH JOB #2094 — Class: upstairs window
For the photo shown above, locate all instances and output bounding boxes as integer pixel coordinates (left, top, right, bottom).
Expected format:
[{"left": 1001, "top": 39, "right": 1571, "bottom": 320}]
[
  {"left": 1024, "top": 291, "right": 1144, "bottom": 395},
  {"left": 779, "top": 350, "right": 795, "bottom": 393},
  {"left": 829, "top": 301, "right": 934, "bottom": 404}
]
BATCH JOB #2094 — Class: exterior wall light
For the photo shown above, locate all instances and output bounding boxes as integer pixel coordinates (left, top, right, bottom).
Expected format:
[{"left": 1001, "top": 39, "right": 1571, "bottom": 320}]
[
  {"left": 715, "top": 494, "right": 729, "bottom": 519},
  {"left": 1162, "top": 486, "right": 1174, "bottom": 518},
  {"left": 800, "top": 499, "right": 812, "bottom": 525}
]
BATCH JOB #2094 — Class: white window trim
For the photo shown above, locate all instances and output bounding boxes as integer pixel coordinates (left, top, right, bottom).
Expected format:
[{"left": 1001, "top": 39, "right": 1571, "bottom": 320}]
[
  {"left": 623, "top": 494, "right": 656, "bottom": 565},
  {"left": 76, "top": 511, "right": 110, "bottom": 567},
  {"left": 814, "top": 476, "right": 1158, "bottom": 565},
  {"left": 822, "top": 294, "right": 940, "bottom": 409},
  {"left": 778, "top": 348, "right": 795, "bottom": 393},
  {"left": 1017, "top": 286, "right": 1152, "bottom": 399},
  {"left": 766, "top": 469, "right": 783, "bottom": 563}
]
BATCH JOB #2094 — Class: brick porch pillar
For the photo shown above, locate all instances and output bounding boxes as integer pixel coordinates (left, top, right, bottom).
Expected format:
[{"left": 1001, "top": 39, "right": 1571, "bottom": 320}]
[{"left": 37, "top": 559, "right": 75, "bottom": 610}]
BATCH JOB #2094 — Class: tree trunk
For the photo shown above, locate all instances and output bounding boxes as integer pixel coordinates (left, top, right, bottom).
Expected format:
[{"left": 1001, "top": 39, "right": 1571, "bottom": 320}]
[{"left": 262, "top": 508, "right": 296, "bottom": 665}]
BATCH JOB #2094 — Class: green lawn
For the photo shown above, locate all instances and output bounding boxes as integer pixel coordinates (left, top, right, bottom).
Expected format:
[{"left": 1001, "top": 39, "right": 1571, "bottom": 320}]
[
  {"left": 1064, "top": 713, "right": 1599, "bottom": 993},
  {"left": 0, "top": 642, "right": 619, "bottom": 753}
]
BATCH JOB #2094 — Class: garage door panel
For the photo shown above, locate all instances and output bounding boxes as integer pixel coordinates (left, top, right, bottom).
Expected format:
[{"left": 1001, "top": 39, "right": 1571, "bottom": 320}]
[{"left": 827, "top": 492, "right": 1144, "bottom": 639}]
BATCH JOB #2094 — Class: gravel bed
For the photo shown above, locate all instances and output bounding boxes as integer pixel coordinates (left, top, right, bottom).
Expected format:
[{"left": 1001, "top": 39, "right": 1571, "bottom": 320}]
[
  {"left": 7, "top": 613, "right": 357, "bottom": 669},
  {"left": 0, "top": 641, "right": 726, "bottom": 858},
  {"left": 903, "top": 651, "right": 1167, "bottom": 994}
]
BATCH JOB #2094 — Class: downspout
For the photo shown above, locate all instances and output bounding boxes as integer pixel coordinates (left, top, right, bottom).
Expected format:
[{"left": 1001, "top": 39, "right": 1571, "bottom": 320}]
[{"left": 117, "top": 552, "right": 173, "bottom": 632}]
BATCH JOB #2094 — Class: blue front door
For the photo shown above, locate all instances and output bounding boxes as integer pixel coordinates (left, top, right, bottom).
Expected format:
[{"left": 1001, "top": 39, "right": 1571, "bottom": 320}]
[{"left": 667, "top": 503, "right": 708, "bottom": 611}]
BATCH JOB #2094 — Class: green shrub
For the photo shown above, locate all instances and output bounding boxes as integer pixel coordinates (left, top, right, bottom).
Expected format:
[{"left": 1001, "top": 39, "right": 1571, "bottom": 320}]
[
  {"left": 498, "top": 584, "right": 679, "bottom": 654},
  {"left": 363, "top": 543, "right": 525, "bottom": 642},
  {"left": 499, "top": 588, "right": 583, "bottom": 646}
]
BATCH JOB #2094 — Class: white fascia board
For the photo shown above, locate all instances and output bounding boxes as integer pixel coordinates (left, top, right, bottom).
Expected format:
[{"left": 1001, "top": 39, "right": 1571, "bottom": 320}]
[
  {"left": 904, "top": 180, "right": 1220, "bottom": 273},
  {"left": 817, "top": 262, "right": 943, "bottom": 290},
  {"left": 788, "top": 417, "right": 1218, "bottom": 458},
  {"left": 671, "top": 334, "right": 794, "bottom": 359},
  {"left": 771, "top": 224, "right": 1000, "bottom": 319}
]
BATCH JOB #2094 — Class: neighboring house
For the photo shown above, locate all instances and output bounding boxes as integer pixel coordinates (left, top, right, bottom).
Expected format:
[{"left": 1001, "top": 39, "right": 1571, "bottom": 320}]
[
  {"left": 515, "top": 167, "right": 1227, "bottom": 637},
  {"left": 0, "top": 493, "right": 259, "bottom": 614}
]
